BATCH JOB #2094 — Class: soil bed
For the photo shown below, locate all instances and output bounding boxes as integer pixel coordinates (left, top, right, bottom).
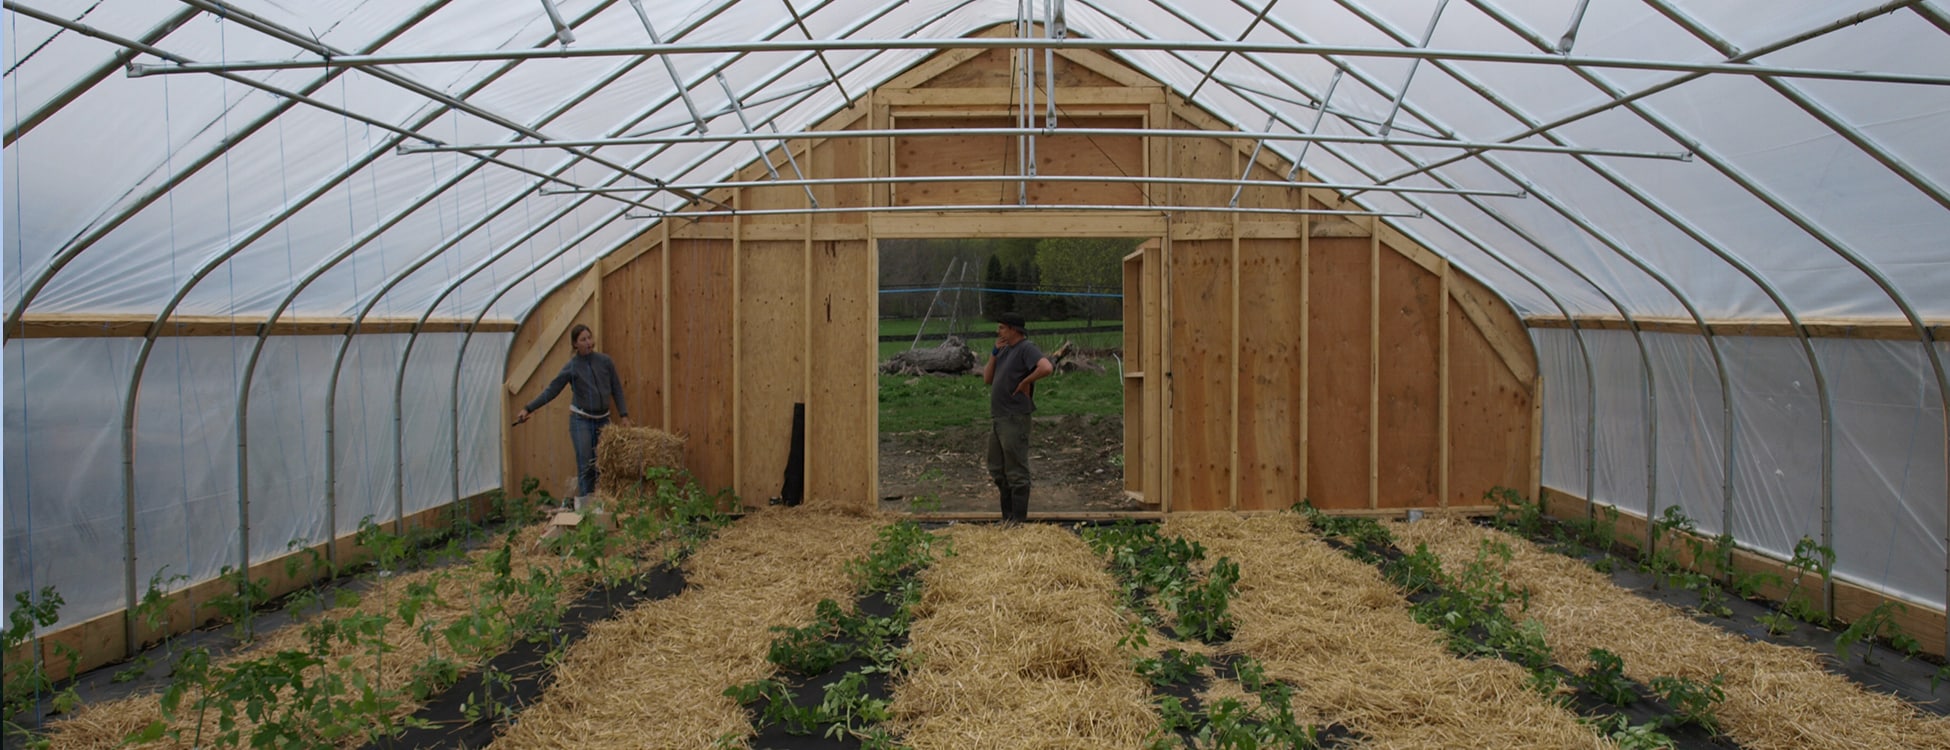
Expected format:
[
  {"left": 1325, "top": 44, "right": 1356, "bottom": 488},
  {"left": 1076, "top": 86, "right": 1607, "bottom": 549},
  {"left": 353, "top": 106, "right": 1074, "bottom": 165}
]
[{"left": 877, "top": 414, "right": 1131, "bottom": 515}]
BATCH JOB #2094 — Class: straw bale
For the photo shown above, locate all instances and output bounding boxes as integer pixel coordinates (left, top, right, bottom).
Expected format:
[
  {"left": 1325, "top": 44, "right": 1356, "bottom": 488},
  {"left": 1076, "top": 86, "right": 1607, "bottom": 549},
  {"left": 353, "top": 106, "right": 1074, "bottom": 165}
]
[
  {"left": 1162, "top": 512, "right": 1607, "bottom": 749},
  {"left": 45, "top": 521, "right": 613, "bottom": 750},
  {"left": 1391, "top": 516, "right": 1950, "bottom": 750},
  {"left": 490, "top": 507, "right": 884, "bottom": 749},
  {"left": 892, "top": 524, "right": 1158, "bottom": 750},
  {"left": 593, "top": 426, "right": 686, "bottom": 499}
]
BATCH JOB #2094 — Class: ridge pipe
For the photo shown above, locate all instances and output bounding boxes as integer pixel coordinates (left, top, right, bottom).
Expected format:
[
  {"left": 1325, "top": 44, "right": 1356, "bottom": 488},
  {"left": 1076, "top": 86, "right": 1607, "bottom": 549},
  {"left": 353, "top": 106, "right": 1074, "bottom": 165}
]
[
  {"left": 540, "top": 173, "right": 1523, "bottom": 198},
  {"left": 174, "top": 0, "right": 727, "bottom": 210},
  {"left": 1473, "top": 0, "right": 1939, "bottom": 646},
  {"left": 1, "top": 0, "right": 453, "bottom": 335},
  {"left": 1079, "top": 0, "right": 1604, "bottom": 516},
  {"left": 1370, "top": 0, "right": 1925, "bottom": 188},
  {"left": 1336, "top": 0, "right": 1736, "bottom": 593},
  {"left": 618, "top": 203, "right": 1418, "bottom": 220},
  {"left": 0, "top": 2, "right": 652, "bottom": 214},
  {"left": 422, "top": 0, "right": 946, "bottom": 510},
  {"left": 1366, "top": 0, "right": 1819, "bottom": 588},
  {"left": 398, "top": 126, "right": 1691, "bottom": 161},
  {"left": 106, "top": 0, "right": 456, "bottom": 654},
  {"left": 120, "top": 35, "right": 1950, "bottom": 88},
  {"left": 2, "top": 4, "right": 200, "bottom": 146},
  {"left": 243, "top": 3, "right": 659, "bottom": 579}
]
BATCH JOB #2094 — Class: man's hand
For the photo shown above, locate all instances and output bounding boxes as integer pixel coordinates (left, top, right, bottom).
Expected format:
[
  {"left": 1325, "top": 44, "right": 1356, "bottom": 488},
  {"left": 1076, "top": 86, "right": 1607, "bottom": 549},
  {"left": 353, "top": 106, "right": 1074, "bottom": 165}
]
[
  {"left": 513, "top": 408, "right": 532, "bottom": 425},
  {"left": 616, "top": 416, "right": 632, "bottom": 427}
]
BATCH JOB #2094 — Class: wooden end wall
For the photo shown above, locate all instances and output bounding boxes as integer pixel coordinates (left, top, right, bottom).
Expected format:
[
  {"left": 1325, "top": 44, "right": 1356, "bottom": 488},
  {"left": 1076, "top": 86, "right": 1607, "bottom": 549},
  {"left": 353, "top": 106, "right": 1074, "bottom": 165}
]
[{"left": 503, "top": 33, "right": 1539, "bottom": 515}]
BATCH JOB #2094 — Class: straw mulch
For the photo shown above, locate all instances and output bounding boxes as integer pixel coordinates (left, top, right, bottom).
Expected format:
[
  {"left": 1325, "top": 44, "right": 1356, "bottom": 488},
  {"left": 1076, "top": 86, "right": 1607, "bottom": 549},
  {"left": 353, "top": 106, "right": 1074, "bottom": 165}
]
[
  {"left": 488, "top": 506, "right": 885, "bottom": 749},
  {"left": 1163, "top": 513, "right": 1608, "bottom": 749},
  {"left": 891, "top": 524, "right": 1158, "bottom": 750},
  {"left": 1391, "top": 515, "right": 1950, "bottom": 750},
  {"left": 44, "top": 522, "right": 609, "bottom": 750},
  {"left": 594, "top": 426, "right": 686, "bottom": 499}
]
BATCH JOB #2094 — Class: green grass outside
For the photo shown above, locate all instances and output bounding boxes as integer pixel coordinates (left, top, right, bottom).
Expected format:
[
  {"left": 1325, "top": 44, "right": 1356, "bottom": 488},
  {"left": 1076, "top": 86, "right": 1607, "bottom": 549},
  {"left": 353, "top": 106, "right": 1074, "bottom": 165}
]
[
  {"left": 879, "top": 317, "right": 1126, "bottom": 432},
  {"left": 878, "top": 369, "right": 1124, "bottom": 433}
]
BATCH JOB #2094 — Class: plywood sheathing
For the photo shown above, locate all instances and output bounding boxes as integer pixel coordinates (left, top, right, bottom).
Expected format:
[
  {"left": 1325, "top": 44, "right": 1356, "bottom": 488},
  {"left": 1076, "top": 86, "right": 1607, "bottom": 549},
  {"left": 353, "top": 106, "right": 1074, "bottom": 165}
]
[{"left": 1307, "top": 237, "right": 1373, "bottom": 511}]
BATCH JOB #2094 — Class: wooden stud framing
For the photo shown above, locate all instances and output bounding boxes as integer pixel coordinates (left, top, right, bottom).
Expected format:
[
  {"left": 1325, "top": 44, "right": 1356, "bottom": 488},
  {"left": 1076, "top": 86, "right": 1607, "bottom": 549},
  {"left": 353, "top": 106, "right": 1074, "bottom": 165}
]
[
  {"left": 1439, "top": 257, "right": 1451, "bottom": 508},
  {"left": 1229, "top": 157, "right": 1242, "bottom": 512},
  {"left": 1300, "top": 217, "right": 1310, "bottom": 503},
  {"left": 661, "top": 219, "right": 672, "bottom": 431},
  {"left": 1370, "top": 218, "right": 1380, "bottom": 511}
]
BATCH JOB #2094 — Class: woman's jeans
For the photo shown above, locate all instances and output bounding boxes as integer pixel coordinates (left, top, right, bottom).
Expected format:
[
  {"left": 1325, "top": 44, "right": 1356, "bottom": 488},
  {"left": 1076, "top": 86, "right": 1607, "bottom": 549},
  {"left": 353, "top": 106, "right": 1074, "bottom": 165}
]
[{"left": 570, "top": 413, "right": 610, "bottom": 497}]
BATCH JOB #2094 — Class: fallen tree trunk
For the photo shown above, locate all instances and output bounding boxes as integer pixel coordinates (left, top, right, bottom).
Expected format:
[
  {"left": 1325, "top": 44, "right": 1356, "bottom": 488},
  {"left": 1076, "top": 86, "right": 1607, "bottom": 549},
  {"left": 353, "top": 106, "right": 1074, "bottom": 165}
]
[{"left": 880, "top": 336, "right": 977, "bottom": 375}]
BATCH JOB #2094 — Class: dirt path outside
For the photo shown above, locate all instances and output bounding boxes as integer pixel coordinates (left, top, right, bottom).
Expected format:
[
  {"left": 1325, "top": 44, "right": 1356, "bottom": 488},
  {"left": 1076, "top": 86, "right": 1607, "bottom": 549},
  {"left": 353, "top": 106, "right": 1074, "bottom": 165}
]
[{"left": 877, "top": 413, "right": 1137, "bottom": 515}]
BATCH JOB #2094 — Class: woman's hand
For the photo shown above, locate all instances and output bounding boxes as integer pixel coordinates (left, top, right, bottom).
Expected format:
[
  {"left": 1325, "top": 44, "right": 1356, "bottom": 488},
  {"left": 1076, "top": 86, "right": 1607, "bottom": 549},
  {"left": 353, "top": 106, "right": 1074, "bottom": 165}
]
[
  {"left": 616, "top": 416, "right": 632, "bottom": 427},
  {"left": 514, "top": 408, "right": 531, "bottom": 425}
]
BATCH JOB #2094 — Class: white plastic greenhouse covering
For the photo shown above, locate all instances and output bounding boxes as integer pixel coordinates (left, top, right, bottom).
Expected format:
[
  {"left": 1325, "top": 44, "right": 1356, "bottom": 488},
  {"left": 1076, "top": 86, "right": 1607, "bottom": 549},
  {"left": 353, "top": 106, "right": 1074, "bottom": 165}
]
[{"left": 4, "top": 0, "right": 1948, "bottom": 649}]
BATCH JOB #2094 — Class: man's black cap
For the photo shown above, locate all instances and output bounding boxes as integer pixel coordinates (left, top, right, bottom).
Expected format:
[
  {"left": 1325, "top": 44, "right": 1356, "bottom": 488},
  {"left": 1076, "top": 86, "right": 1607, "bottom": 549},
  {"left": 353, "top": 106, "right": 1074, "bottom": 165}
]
[{"left": 997, "top": 312, "right": 1028, "bottom": 333}]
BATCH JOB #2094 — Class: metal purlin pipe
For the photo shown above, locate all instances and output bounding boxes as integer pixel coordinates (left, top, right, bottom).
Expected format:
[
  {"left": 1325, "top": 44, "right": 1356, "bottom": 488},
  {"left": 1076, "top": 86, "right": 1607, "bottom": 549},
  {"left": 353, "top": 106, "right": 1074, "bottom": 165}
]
[
  {"left": 245, "top": 3, "right": 646, "bottom": 556},
  {"left": 1319, "top": 0, "right": 1736, "bottom": 583},
  {"left": 117, "top": 32, "right": 1950, "bottom": 88},
  {"left": 1070, "top": 0, "right": 1607, "bottom": 510},
  {"left": 544, "top": 173, "right": 1522, "bottom": 197},
  {"left": 2, "top": 5, "right": 200, "bottom": 145},
  {"left": 1368, "top": 0, "right": 1928, "bottom": 189},
  {"left": 94, "top": 0, "right": 455, "bottom": 653},
  {"left": 175, "top": 0, "right": 727, "bottom": 210},
  {"left": 1357, "top": 0, "right": 1823, "bottom": 579},
  {"left": 441, "top": 0, "right": 980, "bottom": 509},
  {"left": 1131, "top": 0, "right": 1653, "bottom": 525},
  {"left": 0, "top": 0, "right": 453, "bottom": 333},
  {"left": 400, "top": 127, "right": 1690, "bottom": 160},
  {"left": 1468, "top": 0, "right": 1945, "bottom": 643}
]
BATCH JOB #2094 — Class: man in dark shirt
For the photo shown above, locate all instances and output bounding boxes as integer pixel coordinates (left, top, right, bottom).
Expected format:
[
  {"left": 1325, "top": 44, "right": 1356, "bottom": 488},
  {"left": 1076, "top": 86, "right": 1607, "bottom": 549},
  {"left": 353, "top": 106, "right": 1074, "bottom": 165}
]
[
  {"left": 515, "top": 324, "right": 630, "bottom": 499},
  {"left": 983, "top": 312, "right": 1054, "bottom": 523}
]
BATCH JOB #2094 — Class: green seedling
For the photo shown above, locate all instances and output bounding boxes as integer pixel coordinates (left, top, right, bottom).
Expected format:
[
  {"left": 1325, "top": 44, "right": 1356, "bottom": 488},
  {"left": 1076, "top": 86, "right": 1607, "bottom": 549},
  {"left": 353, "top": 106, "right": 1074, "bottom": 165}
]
[
  {"left": 1575, "top": 648, "right": 1636, "bottom": 707},
  {"left": 1835, "top": 601, "right": 1921, "bottom": 664},
  {"left": 1650, "top": 674, "right": 1726, "bottom": 734}
]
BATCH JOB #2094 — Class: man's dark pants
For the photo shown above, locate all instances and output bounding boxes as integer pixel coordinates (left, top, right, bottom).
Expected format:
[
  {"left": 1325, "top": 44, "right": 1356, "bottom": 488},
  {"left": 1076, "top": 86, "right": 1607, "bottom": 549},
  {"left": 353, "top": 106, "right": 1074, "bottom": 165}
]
[{"left": 987, "top": 415, "right": 1032, "bottom": 521}]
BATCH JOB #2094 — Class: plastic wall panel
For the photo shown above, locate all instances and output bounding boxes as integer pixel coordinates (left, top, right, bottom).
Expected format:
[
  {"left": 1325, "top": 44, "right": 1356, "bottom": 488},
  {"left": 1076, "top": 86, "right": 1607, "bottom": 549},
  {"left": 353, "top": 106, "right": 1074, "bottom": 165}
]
[
  {"left": 131, "top": 337, "right": 248, "bottom": 609},
  {"left": 332, "top": 335, "right": 402, "bottom": 536},
  {"left": 1585, "top": 330, "right": 1651, "bottom": 517},
  {"left": 1536, "top": 328, "right": 1591, "bottom": 495},
  {"left": 244, "top": 338, "right": 335, "bottom": 561},
  {"left": 4, "top": 338, "right": 135, "bottom": 629},
  {"left": 1721, "top": 336, "right": 1825, "bottom": 562},
  {"left": 1823, "top": 338, "right": 1947, "bottom": 610},
  {"left": 1646, "top": 332, "right": 1728, "bottom": 534}
]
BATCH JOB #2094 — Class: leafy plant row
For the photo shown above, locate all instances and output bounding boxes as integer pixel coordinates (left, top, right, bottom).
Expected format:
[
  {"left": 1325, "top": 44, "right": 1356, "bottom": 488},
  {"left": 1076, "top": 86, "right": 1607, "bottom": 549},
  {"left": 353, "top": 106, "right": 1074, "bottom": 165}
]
[
  {"left": 1298, "top": 502, "right": 1732, "bottom": 750},
  {"left": 1485, "top": 489, "right": 1946, "bottom": 690},
  {"left": 723, "top": 519, "right": 952, "bottom": 749},
  {"left": 1081, "top": 521, "right": 1334, "bottom": 749},
  {"left": 5, "top": 468, "right": 735, "bottom": 750}
]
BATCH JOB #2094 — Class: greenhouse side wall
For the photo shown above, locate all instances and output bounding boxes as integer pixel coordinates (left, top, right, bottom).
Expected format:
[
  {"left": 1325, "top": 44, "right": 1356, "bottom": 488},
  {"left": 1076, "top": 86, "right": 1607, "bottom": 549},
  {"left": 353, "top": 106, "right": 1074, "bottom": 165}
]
[
  {"left": 1535, "top": 327, "right": 1949, "bottom": 654},
  {"left": 3, "top": 330, "right": 511, "bottom": 672}
]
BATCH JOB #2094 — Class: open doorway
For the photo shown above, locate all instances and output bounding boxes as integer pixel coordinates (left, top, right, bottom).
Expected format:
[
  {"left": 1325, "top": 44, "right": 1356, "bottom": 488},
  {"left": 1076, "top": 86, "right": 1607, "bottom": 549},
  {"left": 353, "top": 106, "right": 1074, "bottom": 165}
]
[{"left": 874, "top": 238, "right": 1137, "bottom": 516}]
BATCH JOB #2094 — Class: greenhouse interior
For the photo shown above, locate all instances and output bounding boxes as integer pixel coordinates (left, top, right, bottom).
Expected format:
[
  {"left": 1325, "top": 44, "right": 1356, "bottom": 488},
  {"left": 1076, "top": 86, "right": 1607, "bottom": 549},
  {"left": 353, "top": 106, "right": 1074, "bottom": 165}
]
[{"left": 5, "top": 0, "right": 1950, "bottom": 747}]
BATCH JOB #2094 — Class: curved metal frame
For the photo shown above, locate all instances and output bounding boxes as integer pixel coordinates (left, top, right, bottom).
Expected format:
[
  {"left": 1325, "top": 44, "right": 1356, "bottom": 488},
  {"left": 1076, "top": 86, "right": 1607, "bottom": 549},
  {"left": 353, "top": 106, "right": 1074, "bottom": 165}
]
[{"left": 5, "top": 0, "right": 1947, "bottom": 655}]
